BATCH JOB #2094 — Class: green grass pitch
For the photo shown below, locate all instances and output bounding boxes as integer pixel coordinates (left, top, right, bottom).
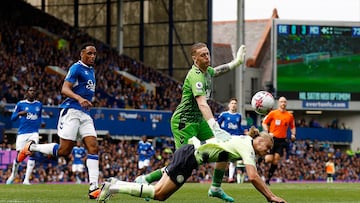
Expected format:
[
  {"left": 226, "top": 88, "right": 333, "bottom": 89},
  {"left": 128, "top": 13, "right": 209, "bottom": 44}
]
[
  {"left": 1, "top": 182, "right": 360, "bottom": 203},
  {"left": 277, "top": 54, "right": 360, "bottom": 92}
]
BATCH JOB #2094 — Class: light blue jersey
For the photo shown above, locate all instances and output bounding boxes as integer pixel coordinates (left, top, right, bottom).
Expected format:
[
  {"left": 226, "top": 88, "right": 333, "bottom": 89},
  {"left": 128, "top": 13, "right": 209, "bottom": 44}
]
[
  {"left": 137, "top": 141, "right": 155, "bottom": 161},
  {"left": 11, "top": 100, "right": 43, "bottom": 135},
  {"left": 60, "top": 60, "right": 96, "bottom": 114},
  {"left": 217, "top": 111, "right": 244, "bottom": 135},
  {"left": 72, "top": 146, "right": 86, "bottom": 165}
]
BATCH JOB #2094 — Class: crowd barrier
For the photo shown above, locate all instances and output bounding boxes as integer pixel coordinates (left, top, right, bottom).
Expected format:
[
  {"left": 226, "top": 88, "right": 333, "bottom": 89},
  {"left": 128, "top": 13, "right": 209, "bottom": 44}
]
[{"left": 0, "top": 104, "right": 352, "bottom": 143}]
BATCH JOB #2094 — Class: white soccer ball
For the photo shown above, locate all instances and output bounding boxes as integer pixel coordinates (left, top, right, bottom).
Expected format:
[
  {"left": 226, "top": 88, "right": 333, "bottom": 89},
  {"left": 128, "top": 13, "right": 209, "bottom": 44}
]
[{"left": 251, "top": 91, "right": 275, "bottom": 115}]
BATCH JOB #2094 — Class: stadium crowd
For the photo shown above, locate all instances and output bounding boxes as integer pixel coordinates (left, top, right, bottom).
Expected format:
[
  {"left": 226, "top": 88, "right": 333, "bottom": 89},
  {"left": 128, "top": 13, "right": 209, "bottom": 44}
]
[
  {"left": 0, "top": 4, "right": 224, "bottom": 114},
  {"left": 1, "top": 135, "right": 360, "bottom": 184}
]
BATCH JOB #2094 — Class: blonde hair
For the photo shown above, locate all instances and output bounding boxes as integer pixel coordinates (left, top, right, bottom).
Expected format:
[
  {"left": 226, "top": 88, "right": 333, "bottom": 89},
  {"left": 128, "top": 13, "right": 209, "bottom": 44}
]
[
  {"left": 258, "top": 131, "right": 274, "bottom": 149},
  {"left": 248, "top": 126, "right": 274, "bottom": 148}
]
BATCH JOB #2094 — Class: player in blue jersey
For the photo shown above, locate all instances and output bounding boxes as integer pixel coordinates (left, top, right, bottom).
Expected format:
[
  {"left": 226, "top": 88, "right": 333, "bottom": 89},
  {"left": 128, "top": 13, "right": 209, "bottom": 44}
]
[
  {"left": 137, "top": 136, "right": 155, "bottom": 175},
  {"left": 217, "top": 98, "right": 245, "bottom": 183},
  {"left": 18, "top": 42, "right": 101, "bottom": 199},
  {"left": 6, "top": 86, "right": 44, "bottom": 185},
  {"left": 71, "top": 140, "right": 87, "bottom": 184}
]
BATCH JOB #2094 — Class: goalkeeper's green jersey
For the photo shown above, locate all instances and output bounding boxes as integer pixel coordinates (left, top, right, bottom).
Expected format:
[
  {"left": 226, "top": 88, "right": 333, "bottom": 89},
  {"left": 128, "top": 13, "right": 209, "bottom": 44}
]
[
  {"left": 172, "top": 65, "right": 215, "bottom": 123},
  {"left": 194, "top": 136, "right": 257, "bottom": 167}
]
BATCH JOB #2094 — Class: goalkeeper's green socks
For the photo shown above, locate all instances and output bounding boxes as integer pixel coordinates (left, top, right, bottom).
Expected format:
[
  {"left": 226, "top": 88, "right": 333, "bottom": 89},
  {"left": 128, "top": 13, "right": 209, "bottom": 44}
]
[{"left": 145, "top": 168, "right": 163, "bottom": 183}]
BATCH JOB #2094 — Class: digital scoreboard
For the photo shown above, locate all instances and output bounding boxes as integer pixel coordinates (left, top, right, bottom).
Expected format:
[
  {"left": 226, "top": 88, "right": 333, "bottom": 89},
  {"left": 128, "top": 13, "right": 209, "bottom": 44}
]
[{"left": 272, "top": 19, "right": 360, "bottom": 108}]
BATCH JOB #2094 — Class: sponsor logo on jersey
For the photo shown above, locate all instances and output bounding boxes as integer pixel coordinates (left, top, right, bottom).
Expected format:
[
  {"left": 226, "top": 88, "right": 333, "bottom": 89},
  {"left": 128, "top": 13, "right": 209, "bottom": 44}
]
[
  {"left": 195, "top": 82, "right": 203, "bottom": 93},
  {"left": 86, "top": 80, "right": 96, "bottom": 92}
]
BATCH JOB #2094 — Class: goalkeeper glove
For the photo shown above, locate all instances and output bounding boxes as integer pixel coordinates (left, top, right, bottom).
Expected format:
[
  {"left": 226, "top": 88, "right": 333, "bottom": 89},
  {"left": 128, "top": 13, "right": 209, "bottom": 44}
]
[
  {"left": 207, "top": 118, "right": 231, "bottom": 142},
  {"left": 228, "top": 45, "right": 246, "bottom": 69}
]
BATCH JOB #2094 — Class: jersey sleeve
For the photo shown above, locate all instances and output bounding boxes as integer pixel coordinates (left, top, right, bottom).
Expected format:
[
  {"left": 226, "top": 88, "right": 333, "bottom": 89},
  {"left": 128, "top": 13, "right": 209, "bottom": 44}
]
[
  {"left": 207, "top": 66, "right": 215, "bottom": 77},
  {"left": 217, "top": 112, "right": 225, "bottom": 125},
  {"left": 262, "top": 111, "right": 273, "bottom": 125},
  {"left": 64, "top": 64, "right": 79, "bottom": 84},
  {"left": 188, "top": 68, "right": 207, "bottom": 97},
  {"left": 10, "top": 102, "right": 21, "bottom": 121}
]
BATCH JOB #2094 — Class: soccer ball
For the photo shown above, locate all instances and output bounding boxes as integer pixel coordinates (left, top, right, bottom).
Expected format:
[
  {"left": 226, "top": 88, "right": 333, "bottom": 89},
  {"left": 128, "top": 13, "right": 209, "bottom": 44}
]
[{"left": 251, "top": 91, "right": 275, "bottom": 115}]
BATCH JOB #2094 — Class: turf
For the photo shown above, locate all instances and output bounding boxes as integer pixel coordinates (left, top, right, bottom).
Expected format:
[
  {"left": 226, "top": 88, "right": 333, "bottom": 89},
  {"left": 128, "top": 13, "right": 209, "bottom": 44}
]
[{"left": 1, "top": 182, "right": 360, "bottom": 203}]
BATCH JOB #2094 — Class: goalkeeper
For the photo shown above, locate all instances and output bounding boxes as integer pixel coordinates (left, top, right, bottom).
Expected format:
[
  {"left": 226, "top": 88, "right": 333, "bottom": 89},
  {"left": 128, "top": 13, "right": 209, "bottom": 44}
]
[
  {"left": 135, "top": 42, "right": 246, "bottom": 202},
  {"left": 98, "top": 128, "right": 287, "bottom": 203}
]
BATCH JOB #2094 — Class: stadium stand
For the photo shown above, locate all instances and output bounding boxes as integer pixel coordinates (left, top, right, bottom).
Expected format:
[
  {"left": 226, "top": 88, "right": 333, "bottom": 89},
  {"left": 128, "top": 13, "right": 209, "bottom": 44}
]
[{"left": 0, "top": 0, "right": 225, "bottom": 113}]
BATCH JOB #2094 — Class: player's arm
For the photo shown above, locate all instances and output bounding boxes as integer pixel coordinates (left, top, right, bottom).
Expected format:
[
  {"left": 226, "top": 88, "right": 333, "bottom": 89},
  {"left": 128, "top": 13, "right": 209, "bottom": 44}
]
[
  {"left": 10, "top": 104, "right": 26, "bottom": 121},
  {"left": 196, "top": 95, "right": 231, "bottom": 142},
  {"left": 62, "top": 81, "right": 93, "bottom": 109},
  {"left": 196, "top": 95, "right": 214, "bottom": 121},
  {"left": 290, "top": 116, "right": 296, "bottom": 141},
  {"left": 262, "top": 118, "right": 269, "bottom": 132},
  {"left": 217, "top": 113, "right": 224, "bottom": 125},
  {"left": 213, "top": 45, "right": 246, "bottom": 77},
  {"left": 245, "top": 164, "right": 287, "bottom": 203}
]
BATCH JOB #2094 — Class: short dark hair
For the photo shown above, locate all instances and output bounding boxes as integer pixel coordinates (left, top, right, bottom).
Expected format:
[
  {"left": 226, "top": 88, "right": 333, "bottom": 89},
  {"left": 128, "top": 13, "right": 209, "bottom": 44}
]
[
  {"left": 79, "top": 42, "right": 95, "bottom": 52},
  {"left": 26, "top": 86, "right": 36, "bottom": 92},
  {"left": 229, "top": 98, "right": 237, "bottom": 102}
]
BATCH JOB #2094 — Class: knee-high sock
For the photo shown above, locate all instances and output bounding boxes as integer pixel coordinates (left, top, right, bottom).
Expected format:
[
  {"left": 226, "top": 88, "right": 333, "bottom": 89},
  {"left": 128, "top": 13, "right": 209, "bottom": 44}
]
[
  {"left": 212, "top": 168, "right": 225, "bottom": 187},
  {"left": 228, "top": 162, "right": 236, "bottom": 179},
  {"left": 145, "top": 167, "right": 164, "bottom": 183},
  {"left": 24, "top": 158, "right": 35, "bottom": 182},
  {"left": 87, "top": 154, "right": 99, "bottom": 188},
  {"left": 111, "top": 182, "right": 155, "bottom": 199},
  {"left": 10, "top": 159, "right": 20, "bottom": 177},
  {"left": 30, "top": 143, "right": 59, "bottom": 156},
  {"left": 268, "top": 164, "right": 278, "bottom": 180}
]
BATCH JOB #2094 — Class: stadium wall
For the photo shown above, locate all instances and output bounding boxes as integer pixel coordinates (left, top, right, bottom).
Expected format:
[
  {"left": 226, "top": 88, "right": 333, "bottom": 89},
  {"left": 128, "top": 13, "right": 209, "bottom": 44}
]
[{"left": 0, "top": 105, "right": 353, "bottom": 147}]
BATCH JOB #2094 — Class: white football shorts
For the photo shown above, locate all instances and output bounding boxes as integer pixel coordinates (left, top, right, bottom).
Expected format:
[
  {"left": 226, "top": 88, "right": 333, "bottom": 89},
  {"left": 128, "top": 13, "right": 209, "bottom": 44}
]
[
  {"left": 72, "top": 163, "right": 85, "bottom": 172},
  {"left": 57, "top": 108, "right": 97, "bottom": 141},
  {"left": 16, "top": 132, "right": 39, "bottom": 151},
  {"left": 138, "top": 159, "right": 150, "bottom": 169}
]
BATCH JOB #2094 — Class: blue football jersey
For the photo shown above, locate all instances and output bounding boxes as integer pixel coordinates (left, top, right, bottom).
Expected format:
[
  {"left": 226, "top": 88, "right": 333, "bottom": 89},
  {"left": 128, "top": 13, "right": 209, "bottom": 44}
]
[
  {"left": 60, "top": 61, "right": 96, "bottom": 113},
  {"left": 217, "top": 111, "right": 244, "bottom": 135},
  {"left": 137, "top": 141, "right": 155, "bottom": 161},
  {"left": 11, "top": 100, "right": 43, "bottom": 135},
  {"left": 72, "top": 146, "right": 86, "bottom": 164}
]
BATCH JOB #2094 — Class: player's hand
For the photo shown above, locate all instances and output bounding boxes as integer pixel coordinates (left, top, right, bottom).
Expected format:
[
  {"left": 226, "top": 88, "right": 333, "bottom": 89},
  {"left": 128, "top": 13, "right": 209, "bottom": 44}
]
[
  {"left": 267, "top": 196, "right": 287, "bottom": 203},
  {"left": 213, "top": 127, "right": 232, "bottom": 142},
  {"left": 228, "top": 45, "right": 246, "bottom": 69},
  {"left": 235, "top": 45, "right": 246, "bottom": 64},
  {"left": 291, "top": 134, "right": 296, "bottom": 142},
  {"left": 18, "top": 111, "right": 27, "bottom": 116},
  {"left": 188, "top": 137, "right": 201, "bottom": 148},
  {"left": 78, "top": 98, "right": 93, "bottom": 109}
]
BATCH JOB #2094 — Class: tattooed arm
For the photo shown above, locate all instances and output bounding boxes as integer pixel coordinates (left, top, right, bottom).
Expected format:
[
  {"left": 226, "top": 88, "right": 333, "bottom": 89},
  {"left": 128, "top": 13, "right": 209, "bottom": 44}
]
[{"left": 214, "top": 45, "right": 246, "bottom": 77}]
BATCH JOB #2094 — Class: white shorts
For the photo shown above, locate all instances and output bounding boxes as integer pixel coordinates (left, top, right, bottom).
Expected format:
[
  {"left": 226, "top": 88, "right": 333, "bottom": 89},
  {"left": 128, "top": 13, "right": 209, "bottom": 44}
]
[
  {"left": 57, "top": 108, "right": 97, "bottom": 141},
  {"left": 72, "top": 164, "right": 85, "bottom": 172},
  {"left": 138, "top": 159, "right": 150, "bottom": 169},
  {"left": 16, "top": 132, "right": 39, "bottom": 151}
]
